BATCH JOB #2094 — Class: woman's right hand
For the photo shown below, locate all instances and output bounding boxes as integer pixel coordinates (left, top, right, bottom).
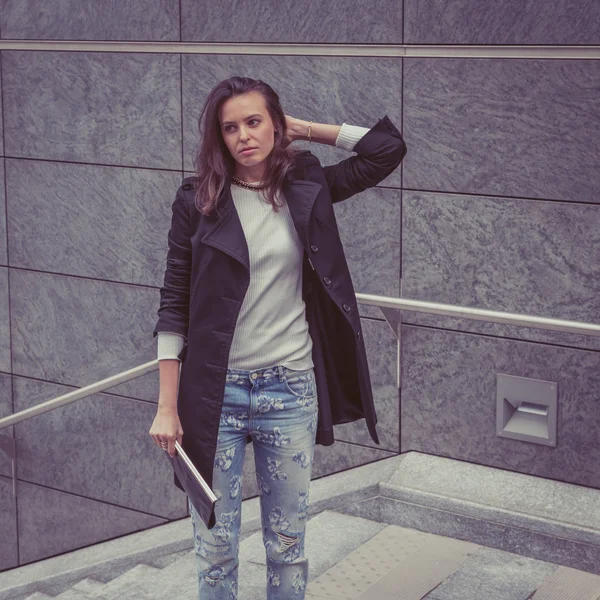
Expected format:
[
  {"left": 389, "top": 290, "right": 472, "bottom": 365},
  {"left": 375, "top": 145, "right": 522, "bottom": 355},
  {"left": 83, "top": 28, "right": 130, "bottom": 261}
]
[{"left": 149, "top": 405, "right": 183, "bottom": 459}]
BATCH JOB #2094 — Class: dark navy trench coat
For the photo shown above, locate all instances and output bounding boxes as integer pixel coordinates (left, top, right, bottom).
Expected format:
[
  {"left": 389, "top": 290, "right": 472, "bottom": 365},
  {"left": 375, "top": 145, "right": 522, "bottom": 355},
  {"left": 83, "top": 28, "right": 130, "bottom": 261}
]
[{"left": 153, "top": 114, "right": 407, "bottom": 494}]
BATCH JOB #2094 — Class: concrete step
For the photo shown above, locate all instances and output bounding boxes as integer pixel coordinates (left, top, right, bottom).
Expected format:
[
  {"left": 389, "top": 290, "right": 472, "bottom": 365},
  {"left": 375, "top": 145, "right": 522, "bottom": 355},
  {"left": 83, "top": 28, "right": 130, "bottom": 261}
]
[
  {"left": 68, "top": 579, "right": 105, "bottom": 595},
  {"left": 114, "top": 551, "right": 198, "bottom": 600},
  {"left": 337, "top": 452, "right": 600, "bottom": 576},
  {"left": 87, "top": 564, "right": 162, "bottom": 599},
  {"left": 54, "top": 588, "right": 93, "bottom": 600},
  {"left": 141, "top": 549, "right": 191, "bottom": 569},
  {"left": 0, "top": 518, "right": 195, "bottom": 600},
  {"left": 239, "top": 509, "right": 385, "bottom": 579},
  {"left": 237, "top": 510, "right": 387, "bottom": 600},
  {"left": 307, "top": 523, "right": 482, "bottom": 599},
  {"left": 1, "top": 457, "right": 391, "bottom": 600},
  {"left": 304, "top": 522, "right": 600, "bottom": 600},
  {"left": 111, "top": 510, "right": 383, "bottom": 600}
]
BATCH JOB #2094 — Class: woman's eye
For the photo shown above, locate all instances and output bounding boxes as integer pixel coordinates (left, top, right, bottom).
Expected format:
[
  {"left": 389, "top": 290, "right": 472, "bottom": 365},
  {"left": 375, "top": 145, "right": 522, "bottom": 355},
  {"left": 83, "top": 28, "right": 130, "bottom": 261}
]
[{"left": 225, "top": 119, "right": 260, "bottom": 134}]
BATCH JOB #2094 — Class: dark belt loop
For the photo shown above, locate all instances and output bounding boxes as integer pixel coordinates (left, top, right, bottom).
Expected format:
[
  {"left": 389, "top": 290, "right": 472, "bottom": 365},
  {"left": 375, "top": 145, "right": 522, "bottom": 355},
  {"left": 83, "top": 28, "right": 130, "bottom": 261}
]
[{"left": 278, "top": 365, "right": 285, "bottom": 382}]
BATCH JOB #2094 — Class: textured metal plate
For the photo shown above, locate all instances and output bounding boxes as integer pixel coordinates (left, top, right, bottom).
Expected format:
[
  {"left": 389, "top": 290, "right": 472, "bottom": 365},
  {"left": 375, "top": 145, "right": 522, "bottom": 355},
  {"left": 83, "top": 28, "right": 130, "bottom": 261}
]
[
  {"left": 531, "top": 566, "right": 600, "bottom": 600},
  {"left": 306, "top": 524, "right": 479, "bottom": 599}
]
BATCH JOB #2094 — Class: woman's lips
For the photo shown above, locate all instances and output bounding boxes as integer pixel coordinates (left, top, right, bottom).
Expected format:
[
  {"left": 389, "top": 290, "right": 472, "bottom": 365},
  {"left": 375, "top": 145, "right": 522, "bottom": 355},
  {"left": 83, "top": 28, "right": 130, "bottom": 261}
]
[{"left": 240, "top": 148, "right": 257, "bottom": 154}]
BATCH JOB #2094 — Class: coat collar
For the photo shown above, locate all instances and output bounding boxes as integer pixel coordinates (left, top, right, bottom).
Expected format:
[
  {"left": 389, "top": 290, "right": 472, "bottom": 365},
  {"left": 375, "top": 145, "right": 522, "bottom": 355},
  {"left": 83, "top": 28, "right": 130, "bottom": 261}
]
[{"left": 200, "top": 157, "right": 322, "bottom": 271}]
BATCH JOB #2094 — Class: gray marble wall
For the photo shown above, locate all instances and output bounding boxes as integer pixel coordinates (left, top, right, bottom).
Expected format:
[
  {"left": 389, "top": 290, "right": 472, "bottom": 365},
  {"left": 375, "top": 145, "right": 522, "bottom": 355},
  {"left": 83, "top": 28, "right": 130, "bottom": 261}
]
[
  {"left": 404, "top": 0, "right": 600, "bottom": 45},
  {"left": 399, "top": 51, "right": 600, "bottom": 487},
  {"left": 0, "top": 0, "right": 598, "bottom": 572},
  {"left": 0, "top": 2, "right": 402, "bottom": 570}
]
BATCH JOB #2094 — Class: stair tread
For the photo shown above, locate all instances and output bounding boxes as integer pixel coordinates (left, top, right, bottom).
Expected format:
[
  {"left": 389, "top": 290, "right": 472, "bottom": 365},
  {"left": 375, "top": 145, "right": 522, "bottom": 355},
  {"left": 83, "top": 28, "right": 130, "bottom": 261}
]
[
  {"left": 55, "top": 589, "right": 94, "bottom": 600},
  {"left": 240, "top": 509, "right": 385, "bottom": 578},
  {"left": 111, "top": 511, "right": 384, "bottom": 599},
  {"left": 84, "top": 564, "right": 162, "bottom": 598},
  {"left": 70, "top": 578, "right": 105, "bottom": 594},
  {"left": 142, "top": 549, "right": 191, "bottom": 569},
  {"left": 115, "top": 552, "right": 197, "bottom": 600}
]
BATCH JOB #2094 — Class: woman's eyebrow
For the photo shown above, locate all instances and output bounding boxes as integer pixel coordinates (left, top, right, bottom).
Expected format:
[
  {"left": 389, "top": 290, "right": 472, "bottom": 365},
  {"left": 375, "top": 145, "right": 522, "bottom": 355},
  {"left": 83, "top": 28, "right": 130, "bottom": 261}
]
[{"left": 221, "top": 113, "right": 262, "bottom": 126}]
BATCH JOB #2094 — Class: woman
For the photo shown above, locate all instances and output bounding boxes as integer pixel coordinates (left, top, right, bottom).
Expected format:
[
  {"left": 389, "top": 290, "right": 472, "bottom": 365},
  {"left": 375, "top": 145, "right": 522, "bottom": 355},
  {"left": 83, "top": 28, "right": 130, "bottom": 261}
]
[{"left": 149, "top": 76, "right": 406, "bottom": 599}]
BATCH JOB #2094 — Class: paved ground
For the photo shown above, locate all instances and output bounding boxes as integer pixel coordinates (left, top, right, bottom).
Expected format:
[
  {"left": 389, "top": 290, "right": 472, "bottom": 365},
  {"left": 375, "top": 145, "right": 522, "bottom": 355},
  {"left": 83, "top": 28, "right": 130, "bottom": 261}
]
[
  {"left": 235, "top": 510, "right": 600, "bottom": 600},
  {"left": 12, "top": 508, "right": 600, "bottom": 599}
]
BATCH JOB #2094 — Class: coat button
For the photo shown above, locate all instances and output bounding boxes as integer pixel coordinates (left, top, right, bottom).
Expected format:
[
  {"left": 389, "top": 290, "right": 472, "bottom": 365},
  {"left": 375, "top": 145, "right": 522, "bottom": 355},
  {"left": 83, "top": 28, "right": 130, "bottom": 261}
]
[
  {"left": 357, "top": 330, "right": 361, "bottom": 339},
  {"left": 310, "top": 244, "right": 319, "bottom": 253},
  {"left": 342, "top": 303, "right": 351, "bottom": 312},
  {"left": 323, "top": 276, "right": 331, "bottom": 286}
]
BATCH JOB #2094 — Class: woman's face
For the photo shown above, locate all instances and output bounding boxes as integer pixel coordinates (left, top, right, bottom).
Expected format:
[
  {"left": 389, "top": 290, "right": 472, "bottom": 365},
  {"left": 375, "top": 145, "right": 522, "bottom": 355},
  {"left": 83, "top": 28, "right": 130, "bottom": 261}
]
[{"left": 219, "top": 91, "right": 277, "bottom": 180}]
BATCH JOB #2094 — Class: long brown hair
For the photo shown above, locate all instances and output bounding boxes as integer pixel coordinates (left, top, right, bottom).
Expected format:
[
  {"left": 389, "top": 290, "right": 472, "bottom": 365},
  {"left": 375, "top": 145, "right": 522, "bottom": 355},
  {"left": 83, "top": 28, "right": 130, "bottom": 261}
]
[{"left": 191, "top": 76, "right": 304, "bottom": 217}]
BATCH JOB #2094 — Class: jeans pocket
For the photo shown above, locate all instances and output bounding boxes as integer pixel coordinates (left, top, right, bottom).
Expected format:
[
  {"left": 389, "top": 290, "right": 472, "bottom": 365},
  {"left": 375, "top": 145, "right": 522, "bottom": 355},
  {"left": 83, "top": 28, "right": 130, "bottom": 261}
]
[{"left": 282, "top": 368, "right": 317, "bottom": 398}]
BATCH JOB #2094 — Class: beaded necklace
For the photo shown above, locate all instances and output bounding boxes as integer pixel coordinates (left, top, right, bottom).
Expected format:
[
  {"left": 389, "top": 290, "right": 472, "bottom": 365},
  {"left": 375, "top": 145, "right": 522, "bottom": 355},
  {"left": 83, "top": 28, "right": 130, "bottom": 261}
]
[{"left": 231, "top": 174, "right": 266, "bottom": 191}]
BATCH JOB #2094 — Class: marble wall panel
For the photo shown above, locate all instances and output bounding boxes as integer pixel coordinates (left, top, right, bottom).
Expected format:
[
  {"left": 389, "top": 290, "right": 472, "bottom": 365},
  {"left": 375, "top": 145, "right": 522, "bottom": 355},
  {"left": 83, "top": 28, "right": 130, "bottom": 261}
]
[
  {"left": 0, "top": 268, "right": 9, "bottom": 373},
  {"left": 2, "top": 51, "right": 181, "bottom": 169},
  {"left": 0, "top": 476, "right": 18, "bottom": 570},
  {"left": 333, "top": 186, "right": 400, "bottom": 320},
  {"left": 0, "top": 0, "right": 179, "bottom": 41},
  {"left": 401, "top": 191, "right": 600, "bottom": 351},
  {"left": 9, "top": 269, "right": 160, "bottom": 401},
  {"left": 0, "top": 66, "right": 3, "bottom": 157},
  {"left": 107, "top": 370, "right": 160, "bottom": 404},
  {"left": 312, "top": 440, "right": 396, "bottom": 479},
  {"left": 0, "top": 160, "right": 6, "bottom": 265},
  {"left": 181, "top": 0, "right": 402, "bottom": 44},
  {"left": 334, "top": 318, "right": 399, "bottom": 451},
  {"left": 400, "top": 325, "right": 600, "bottom": 489},
  {"left": 405, "top": 0, "right": 600, "bottom": 45},
  {"left": 6, "top": 159, "right": 182, "bottom": 286},
  {"left": 16, "top": 479, "right": 165, "bottom": 564},
  {"left": 13, "top": 377, "right": 187, "bottom": 519},
  {"left": 0, "top": 374, "right": 11, "bottom": 418},
  {"left": 403, "top": 59, "right": 600, "bottom": 204},
  {"left": 181, "top": 53, "right": 403, "bottom": 186}
]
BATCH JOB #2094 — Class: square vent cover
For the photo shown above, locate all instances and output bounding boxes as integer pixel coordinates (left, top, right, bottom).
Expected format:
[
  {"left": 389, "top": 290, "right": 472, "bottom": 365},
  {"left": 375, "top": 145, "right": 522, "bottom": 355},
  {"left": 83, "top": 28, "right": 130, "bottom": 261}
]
[{"left": 496, "top": 373, "right": 557, "bottom": 446}]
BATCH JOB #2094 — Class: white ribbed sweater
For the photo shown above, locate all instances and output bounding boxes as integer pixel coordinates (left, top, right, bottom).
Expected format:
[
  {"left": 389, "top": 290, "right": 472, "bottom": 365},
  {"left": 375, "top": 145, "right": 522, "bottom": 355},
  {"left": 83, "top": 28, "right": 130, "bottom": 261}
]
[{"left": 157, "top": 122, "right": 369, "bottom": 367}]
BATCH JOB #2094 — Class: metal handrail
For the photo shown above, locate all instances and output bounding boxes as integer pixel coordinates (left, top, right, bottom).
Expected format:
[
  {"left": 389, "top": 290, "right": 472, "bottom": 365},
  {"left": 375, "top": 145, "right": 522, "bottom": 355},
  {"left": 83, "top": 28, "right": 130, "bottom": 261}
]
[
  {"left": 1, "top": 292, "right": 599, "bottom": 431},
  {"left": 1, "top": 40, "right": 600, "bottom": 61}
]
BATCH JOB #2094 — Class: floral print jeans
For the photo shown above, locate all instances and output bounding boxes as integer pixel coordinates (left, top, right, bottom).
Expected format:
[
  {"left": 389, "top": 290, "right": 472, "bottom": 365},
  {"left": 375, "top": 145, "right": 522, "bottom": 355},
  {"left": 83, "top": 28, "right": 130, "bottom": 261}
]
[{"left": 188, "top": 364, "right": 319, "bottom": 600}]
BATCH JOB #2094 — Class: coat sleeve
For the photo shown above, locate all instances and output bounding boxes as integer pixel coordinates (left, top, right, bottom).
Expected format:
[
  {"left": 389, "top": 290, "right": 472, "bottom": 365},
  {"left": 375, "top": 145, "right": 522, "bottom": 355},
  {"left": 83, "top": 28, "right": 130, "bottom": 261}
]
[
  {"left": 152, "top": 186, "right": 192, "bottom": 339},
  {"left": 323, "top": 114, "right": 407, "bottom": 204}
]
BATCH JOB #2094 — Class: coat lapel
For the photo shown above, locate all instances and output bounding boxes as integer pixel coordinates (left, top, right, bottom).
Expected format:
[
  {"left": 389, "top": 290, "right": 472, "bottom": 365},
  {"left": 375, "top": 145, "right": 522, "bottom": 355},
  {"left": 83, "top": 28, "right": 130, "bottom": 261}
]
[
  {"left": 283, "top": 177, "right": 322, "bottom": 248},
  {"left": 200, "top": 187, "right": 250, "bottom": 270},
  {"left": 200, "top": 162, "right": 322, "bottom": 269}
]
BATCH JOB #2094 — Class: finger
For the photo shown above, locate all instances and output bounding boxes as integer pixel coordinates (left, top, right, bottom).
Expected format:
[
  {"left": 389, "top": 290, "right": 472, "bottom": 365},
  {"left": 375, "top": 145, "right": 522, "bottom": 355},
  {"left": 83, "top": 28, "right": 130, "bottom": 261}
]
[{"left": 168, "top": 439, "right": 176, "bottom": 458}]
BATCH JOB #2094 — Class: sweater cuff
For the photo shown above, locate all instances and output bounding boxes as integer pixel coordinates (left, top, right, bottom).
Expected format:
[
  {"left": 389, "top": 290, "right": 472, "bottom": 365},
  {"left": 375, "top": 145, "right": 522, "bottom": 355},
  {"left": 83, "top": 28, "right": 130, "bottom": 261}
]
[
  {"left": 157, "top": 331, "right": 185, "bottom": 361},
  {"left": 335, "top": 123, "right": 371, "bottom": 152}
]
